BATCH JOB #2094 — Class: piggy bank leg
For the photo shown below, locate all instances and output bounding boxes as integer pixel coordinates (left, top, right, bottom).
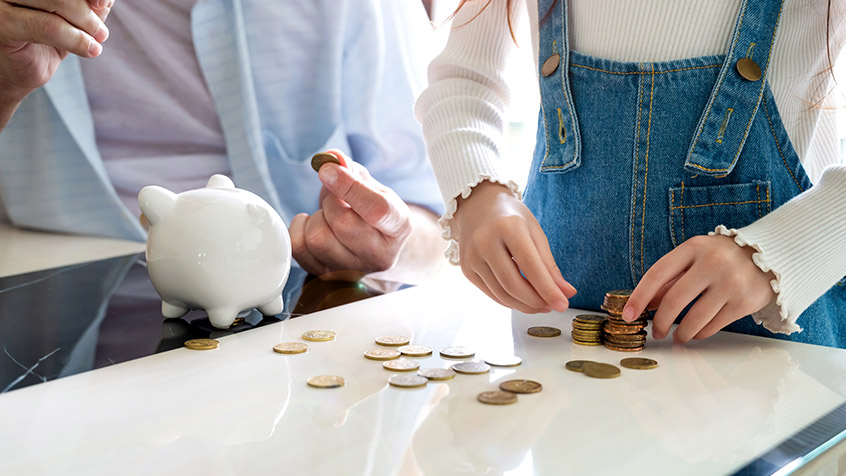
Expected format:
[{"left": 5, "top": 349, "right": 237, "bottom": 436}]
[
  {"left": 162, "top": 300, "right": 188, "bottom": 318},
  {"left": 207, "top": 308, "right": 238, "bottom": 329},
  {"left": 258, "top": 295, "right": 284, "bottom": 316}
]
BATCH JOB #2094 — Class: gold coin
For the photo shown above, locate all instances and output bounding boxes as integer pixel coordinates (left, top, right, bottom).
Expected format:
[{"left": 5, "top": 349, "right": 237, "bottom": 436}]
[
  {"left": 452, "top": 361, "right": 491, "bottom": 375},
  {"left": 418, "top": 368, "right": 455, "bottom": 381},
  {"left": 574, "top": 314, "right": 607, "bottom": 324},
  {"left": 273, "top": 342, "right": 308, "bottom": 354},
  {"left": 302, "top": 330, "right": 336, "bottom": 342},
  {"left": 388, "top": 374, "right": 429, "bottom": 388},
  {"left": 620, "top": 357, "right": 658, "bottom": 370},
  {"left": 606, "top": 289, "right": 633, "bottom": 299},
  {"left": 311, "top": 152, "right": 341, "bottom": 172},
  {"left": 307, "top": 375, "right": 345, "bottom": 388},
  {"left": 439, "top": 346, "right": 475, "bottom": 359},
  {"left": 477, "top": 390, "right": 518, "bottom": 405},
  {"left": 582, "top": 362, "right": 621, "bottom": 379},
  {"left": 383, "top": 359, "right": 420, "bottom": 372},
  {"left": 184, "top": 338, "right": 218, "bottom": 350},
  {"left": 499, "top": 379, "right": 542, "bottom": 394},
  {"left": 573, "top": 340, "right": 602, "bottom": 346},
  {"left": 364, "top": 348, "right": 402, "bottom": 361},
  {"left": 605, "top": 344, "right": 644, "bottom": 352},
  {"left": 527, "top": 326, "right": 562, "bottom": 338},
  {"left": 375, "top": 335, "right": 410, "bottom": 347},
  {"left": 565, "top": 360, "right": 594, "bottom": 372},
  {"left": 398, "top": 344, "right": 433, "bottom": 357},
  {"left": 484, "top": 355, "right": 523, "bottom": 367}
]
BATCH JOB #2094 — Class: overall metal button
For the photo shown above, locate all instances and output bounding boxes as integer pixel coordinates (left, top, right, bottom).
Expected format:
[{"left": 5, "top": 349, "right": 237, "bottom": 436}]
[
  {"left": 736, "top": 57, "right": 762, "bottom": 81},
  {"left": 541, "top": 54, "right": 560, "bottom": 76}
]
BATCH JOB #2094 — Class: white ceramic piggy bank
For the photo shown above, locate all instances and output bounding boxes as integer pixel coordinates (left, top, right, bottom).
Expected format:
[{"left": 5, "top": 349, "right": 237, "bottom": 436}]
[{"left": 138, "top": 175, "right": 292, "bottom": 329}]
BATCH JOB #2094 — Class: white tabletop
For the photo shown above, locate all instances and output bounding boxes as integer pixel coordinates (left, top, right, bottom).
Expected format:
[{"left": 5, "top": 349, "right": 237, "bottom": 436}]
[{"left": 1, "top": 226, "right": 845, "bottom": 475}]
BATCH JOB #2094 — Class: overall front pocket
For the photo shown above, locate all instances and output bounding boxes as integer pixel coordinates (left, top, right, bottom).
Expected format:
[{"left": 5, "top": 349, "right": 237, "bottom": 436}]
[{"left": 668, "top": 181, "right": 771, "bottom": 247}]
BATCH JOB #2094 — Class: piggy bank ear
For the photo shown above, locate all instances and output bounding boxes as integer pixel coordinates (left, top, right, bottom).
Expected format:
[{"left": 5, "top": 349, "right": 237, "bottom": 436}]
[
  {"left": 206, "top": 175, "right": 235, "bottom": 189},
  {"left": 138, "top": 186, "right": 177, "bottom": 227}
]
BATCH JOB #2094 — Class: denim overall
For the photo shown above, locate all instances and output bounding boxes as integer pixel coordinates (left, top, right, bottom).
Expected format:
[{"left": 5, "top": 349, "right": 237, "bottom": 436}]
[{"left": 523, "top": 0, "right": 846, "bottom": 347}]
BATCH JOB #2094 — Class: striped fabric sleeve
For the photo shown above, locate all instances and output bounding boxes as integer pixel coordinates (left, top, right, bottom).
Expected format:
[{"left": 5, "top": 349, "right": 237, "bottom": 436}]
[{"left": 712, "top": 165, "right": 846, "bottom": 334}]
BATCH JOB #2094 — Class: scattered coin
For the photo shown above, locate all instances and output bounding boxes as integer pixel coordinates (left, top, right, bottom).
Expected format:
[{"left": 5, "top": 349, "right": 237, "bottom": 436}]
[
  {"left": 527, "top": 326, "right": 562, "bottom": 338},
  {"left": 499, "top": 379, "right": 542, "bottom": 394},
  {"left": 389, "top": 374, "right": 429, "bottom": 388},
  {"left": 620, "top": 357, "right": 658, "bottom": 370},
  {"left": 398, "top": 344, "right": 433, "bottom": 357},
  {"left": 439, "top": 346, "right": 475, "bottom": 359},
  {"left": 484, "top": 355, "right": 523, "bottom": 367},
  {"left": 452, "top": 361, "right": 491, "bottom": 375},
  {"left": 302, "top": 330, "right": 336, "bottom": 342},
  {"left": 375, "top": 335, "right": 410, "bottom": 347},
  {"left": 311, "top": 152, "right": 341, "bottom": 172},
  {"left": 231, "top": 317, "right": 246, "bottom": 327},
  {"left": 565, "top": 360, "right": 594, "bottom": 372},
  {"left": 383, "top": 359, "right": 420, "bottom": 372},
  {"left": 273, "top": 342, "right": 308, "bottom": 354},
  {"left": 418, "top": 368, "right": 456, "bottom": 381},
  {"left": 184, "top": 338, "right": 218, "bottom": 350},
  {"left": 307, "top": 375, "right": 345, "bottom": 388},
  {"left": 582, "top": 362, "right": 621, "bottom": 379},
  {"left": 364, "top": 348, "right": 402, "bottom": 361},
  {"left": 477, "top": 390, "right": 518, "bottom": 405}
]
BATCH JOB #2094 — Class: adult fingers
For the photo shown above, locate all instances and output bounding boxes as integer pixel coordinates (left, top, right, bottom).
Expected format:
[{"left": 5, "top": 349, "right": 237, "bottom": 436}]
[
  {"left": 650, "top": 271, "right": 708, "bottom": 340},
  {"left": 321, "top": 194, "right": 393, "bottom": 270},
  {"left": 478, "top": 261, "right": 548, "bottom": 314},
  {"left": 303, "top": 209, "right": 363, "bottom": 271},
  {"left": 318, "top": 164, "right": 407, "bottom": 237},
  {"left": 624, "top": 245, "right": 694, "bottom": 322},
  {"left": 1, "top": 7, "right": 101, "bottom": 57},
  {"left": 16, "top": 0, "right": 109, "bottom": 43},
  {"left": 672, "top": 290, "right": 727, "bottom": 344},
  {"left": 528, "top": 222, "right": 577, "bottom": 299},
  {"left": 288, "top": 213, "right": 328, "bottom": 275},
  {"left": 512, "top": 227, "right": 570, "bottom": 312},
  {"left": 88, "top": 0, "right": 114, "bottom": 12}
]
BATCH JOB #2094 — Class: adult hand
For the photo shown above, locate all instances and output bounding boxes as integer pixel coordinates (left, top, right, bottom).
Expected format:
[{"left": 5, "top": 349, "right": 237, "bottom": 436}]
[
  {"left": 452, "top": 181, "right": 576, "bottom": 314},
  {"left": 0, "top": 0, "right": 111, "bottom": 104},
  {"left": 623, "top": 234, "right": 777, "bottom": 344},
  {"left": 288, "top": 150, "right": 413, "bottom": 276}
]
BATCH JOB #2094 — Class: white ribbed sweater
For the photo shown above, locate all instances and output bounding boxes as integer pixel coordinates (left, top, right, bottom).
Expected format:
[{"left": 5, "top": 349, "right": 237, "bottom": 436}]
[{"left": 416, "top": 0, "right": 846, "bottom": 334}]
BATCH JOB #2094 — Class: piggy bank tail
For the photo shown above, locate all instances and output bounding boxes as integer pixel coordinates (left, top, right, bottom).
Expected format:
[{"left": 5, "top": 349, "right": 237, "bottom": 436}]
[{"left": 138, "top": 186, "right": 177, "bottom": 227}]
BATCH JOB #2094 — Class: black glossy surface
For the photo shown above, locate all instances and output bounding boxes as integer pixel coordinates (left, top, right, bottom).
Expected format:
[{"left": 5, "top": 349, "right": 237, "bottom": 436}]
[{"left": 0, "top": 254, "right": 296, "bottom": 393}]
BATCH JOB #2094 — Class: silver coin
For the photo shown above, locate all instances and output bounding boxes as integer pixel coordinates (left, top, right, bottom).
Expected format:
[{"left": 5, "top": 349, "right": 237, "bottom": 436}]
[
  {"left": 417, "top": 368, "right": 456, "bottom": 381},
  {"left": 452, "top": 361, "right": 491, "bottom": 375},
  {"left": 439, "top": 346, "right": 476, "bottom": 359},
  {"left": 483, "top": 355, "right": 523, "bottom": 367},
  {"left": 388, "top": 374, "right": 429, "bottom": 388}
]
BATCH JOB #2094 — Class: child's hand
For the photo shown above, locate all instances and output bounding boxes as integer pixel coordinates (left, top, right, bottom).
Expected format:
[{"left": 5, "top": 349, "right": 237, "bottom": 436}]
[
  {"left": 623, "top": 234, "right": 776, "bottom": 344},
  {"left": 453, "top": 181, "right": 577, "bottom": 314}
]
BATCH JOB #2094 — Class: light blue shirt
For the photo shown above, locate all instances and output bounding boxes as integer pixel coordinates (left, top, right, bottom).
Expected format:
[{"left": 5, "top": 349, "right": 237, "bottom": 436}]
[{"left": 0, "top": 0, "right": 443, "bottom": 242}]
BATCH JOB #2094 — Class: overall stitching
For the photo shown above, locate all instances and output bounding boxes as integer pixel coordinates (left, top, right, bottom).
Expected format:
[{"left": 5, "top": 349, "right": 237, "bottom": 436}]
[
  {"left": 680, "top": 181, "right": 686, "bottom": 241},
  {"left": 670, "top": 189, "right": 678, "bottom": 246},
  {"left": 756, "top": 183, "right": 762, "bottom": 217},
  {"left": 668, "top": 199, "right": 769, "bottom": 210},
  {"left": 640, "top": 63, "right": 656, "bottom": 275},
  {"left": 687, "top": 0, "right": 785, "bottom": 174},
  {"left": 570, "top": 64, "right": 721, "bottom": 76},
  {"left": 557, "top": 108, "right": 566, "bottom": 144},
  {"left": 630, "top": 64, "right": 645, "bottom": 284},
  {"left": 716, "top": 108, "right": 734, "bottom": 144},
  {"left": 762, "top": 95, "right": 804, "bottom": 193}
]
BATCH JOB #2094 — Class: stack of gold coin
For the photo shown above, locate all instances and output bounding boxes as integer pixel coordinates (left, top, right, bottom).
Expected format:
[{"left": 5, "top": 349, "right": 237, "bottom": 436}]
[
  {"left": 571, "top": 314, "right": 606, "bottom": 346},
  {"left": 601, "top": 289, "right": 649, "bottom": 352}
]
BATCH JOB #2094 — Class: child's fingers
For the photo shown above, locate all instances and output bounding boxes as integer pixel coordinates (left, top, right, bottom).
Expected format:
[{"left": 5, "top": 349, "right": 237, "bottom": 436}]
[
  {"left": 478, "top": 262, "right": 547, "bottom": 314},
  {"left": 651, "top": 271, "right": 708, "bottom": 340},
  {"left": 529, "top": 222, "right": 577, "bottom": 300},
  {"left": 672, "top": 291, "right": 726, "bottom": 344},
  {"left": 511, "top": 229, "right": 569, "bottom": 312},
  {"left": 624, "top": 246, "right": 694, "bottom": 322},
  {"left": 693, "top": 303, "right": 743, "bottom": 340},
  {"left": 463, "top": 268, "right": 508, "bottom": 309},
  {"left": 487, "top": 243, "right": 549, "bottom": 311}
]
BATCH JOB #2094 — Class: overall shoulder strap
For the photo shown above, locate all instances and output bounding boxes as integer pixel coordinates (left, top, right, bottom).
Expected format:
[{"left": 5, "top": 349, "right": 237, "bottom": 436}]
[{"left": 684, "top": 0, "right": 786, "bottom": 177}]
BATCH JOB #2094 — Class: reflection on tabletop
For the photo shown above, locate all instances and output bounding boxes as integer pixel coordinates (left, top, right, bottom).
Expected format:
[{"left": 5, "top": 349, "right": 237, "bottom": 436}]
[{"left": 0, "top": 254, "right": 399, "bottom": 393}]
